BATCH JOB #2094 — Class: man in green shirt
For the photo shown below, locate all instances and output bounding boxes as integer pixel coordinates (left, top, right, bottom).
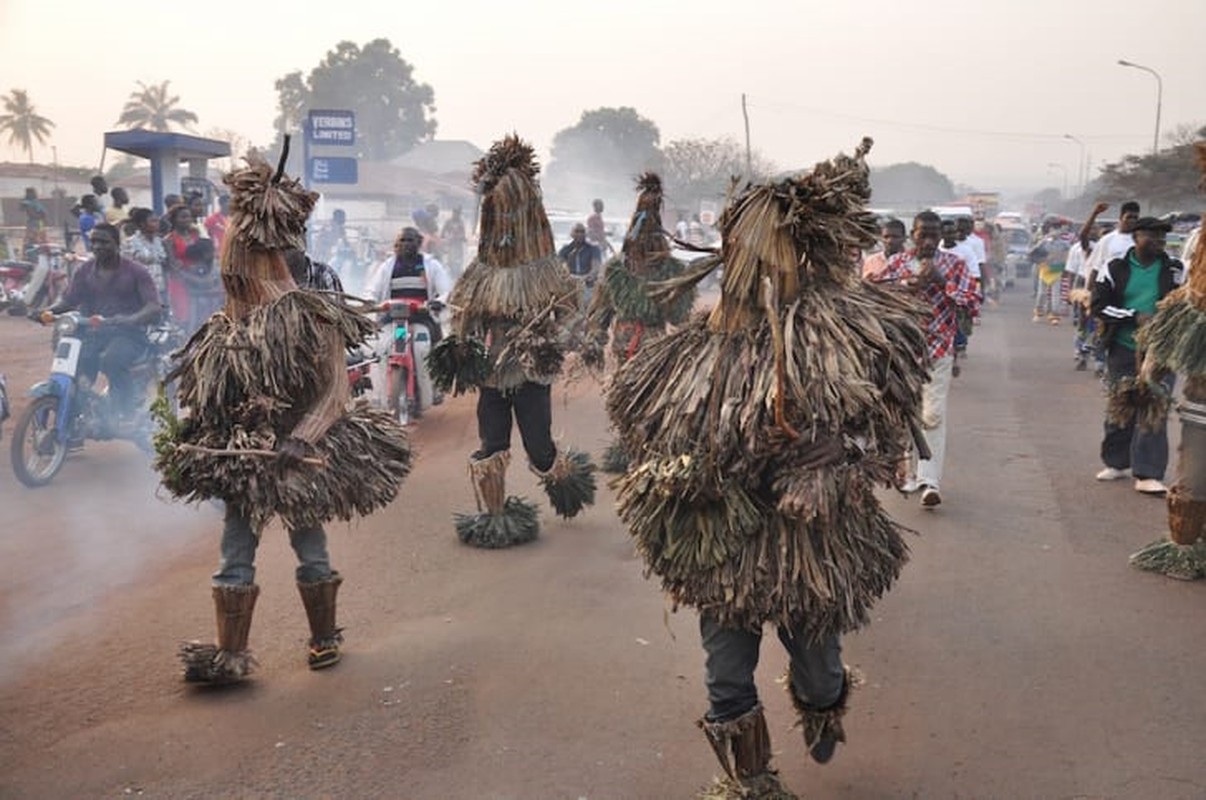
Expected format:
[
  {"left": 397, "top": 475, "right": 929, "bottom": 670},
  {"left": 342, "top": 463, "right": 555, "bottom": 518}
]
[{"left": 1091, "top": 217, "right": 1186, "bottom": 494}]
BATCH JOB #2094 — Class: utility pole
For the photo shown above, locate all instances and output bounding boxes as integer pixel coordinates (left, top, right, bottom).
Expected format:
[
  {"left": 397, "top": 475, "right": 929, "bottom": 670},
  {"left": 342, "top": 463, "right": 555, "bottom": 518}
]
[
  {"left": 741, "top": 93, "right": 752, "bottom": 176},
  {"left": 1064, "top": 134, "right": 1086, "bottom": 198}
]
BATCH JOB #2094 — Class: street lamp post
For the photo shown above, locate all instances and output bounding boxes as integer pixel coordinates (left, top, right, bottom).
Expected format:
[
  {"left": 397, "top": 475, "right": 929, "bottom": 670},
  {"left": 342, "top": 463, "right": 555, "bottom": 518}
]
[
  {"left": 1064, "top": 134, "right": 1086, "bottom": 197},
  {"left": 1118, "top": 59, "right": 1163, "bottom": 155},
  {"left": 1047, "top": 162, "right": 1068, "bottom": 201}
]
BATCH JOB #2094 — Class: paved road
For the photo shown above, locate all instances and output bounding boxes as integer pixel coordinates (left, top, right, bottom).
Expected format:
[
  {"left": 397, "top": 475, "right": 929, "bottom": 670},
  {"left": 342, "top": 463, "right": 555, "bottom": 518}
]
[{"left": 1, "top": 298, "right": 1204, "bottom": 799}]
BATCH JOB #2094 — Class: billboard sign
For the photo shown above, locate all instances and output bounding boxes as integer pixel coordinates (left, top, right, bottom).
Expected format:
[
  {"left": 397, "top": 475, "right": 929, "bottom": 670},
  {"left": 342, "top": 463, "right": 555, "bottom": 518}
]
[{"left": 307, "top": 110, "right": 356, "bottom": 146}]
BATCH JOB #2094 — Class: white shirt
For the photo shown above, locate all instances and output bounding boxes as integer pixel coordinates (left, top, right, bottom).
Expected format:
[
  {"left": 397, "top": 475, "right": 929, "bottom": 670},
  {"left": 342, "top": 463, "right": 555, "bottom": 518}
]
[
  {"left": 1066, "top": 240, "right": 1091, "bottom": 279},
  {"left": 964, "top": 234, "right": 987, "bottom": 268},
  {"left": 1088, "top": 229, "right": 1134, "bottom": 282},
  {"left": 940, "top": 240, "right": 980, "bottom": 278},
  {"left": 364, "top": 253, "right": 453, "bottom": 304}
]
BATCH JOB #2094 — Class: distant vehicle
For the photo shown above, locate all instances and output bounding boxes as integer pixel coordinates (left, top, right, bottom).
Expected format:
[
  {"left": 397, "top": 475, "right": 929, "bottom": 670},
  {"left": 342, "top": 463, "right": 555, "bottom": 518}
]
[
  {"left": 930, "top": 205, "right": 974, "bottom": 221},
  {"left": 994, "top": 211, "right": 1027, "bottom": 229},
  {"left": 1164, "top": 211, "right": 1201, "bottom": 234},
  {"left": 1002, "top": 226, "right": 1034, "bottom": 283}
]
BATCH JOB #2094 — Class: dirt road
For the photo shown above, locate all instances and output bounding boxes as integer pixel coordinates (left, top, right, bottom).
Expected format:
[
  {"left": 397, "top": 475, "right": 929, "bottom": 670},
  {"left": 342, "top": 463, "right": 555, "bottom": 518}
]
[{"left": 1, "top": 300, "right": 1204, "bottom": 799}]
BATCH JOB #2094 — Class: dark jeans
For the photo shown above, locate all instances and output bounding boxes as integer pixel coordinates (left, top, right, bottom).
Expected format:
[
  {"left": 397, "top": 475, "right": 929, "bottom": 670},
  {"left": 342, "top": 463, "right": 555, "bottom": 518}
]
[
  {"left": 700, "top": 614, "right": 844, "bottom": 723},
  {"left": 79, "top": 330, "right": 147, "bottom": 415},
  {"left": 476, "top": 383, "right": 556, "bottom": 471},
  {"left": 1102, "top": 346, "right": 1172, "bottom": 480}
]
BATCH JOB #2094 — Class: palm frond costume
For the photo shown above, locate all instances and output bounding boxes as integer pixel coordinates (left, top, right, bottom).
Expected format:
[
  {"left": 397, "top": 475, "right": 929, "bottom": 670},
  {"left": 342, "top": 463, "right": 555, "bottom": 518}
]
[
  {"left": 1130, "top": 141, "right": 1206, "bottom": 579},
  {"left": 587, "top": 172, "right": 695, "bottom": 363},
  {"left": 154, "top": 148, "right": 411, "bottom": 683},
  {"left": 586, "top": 173, "right": 695, "bottom": 473},
  {"left": 606, "top": 139, "right": 930, "bottom": 798},
  {"left": 429, "top": 135, "right": 597, "bottom": 548}
]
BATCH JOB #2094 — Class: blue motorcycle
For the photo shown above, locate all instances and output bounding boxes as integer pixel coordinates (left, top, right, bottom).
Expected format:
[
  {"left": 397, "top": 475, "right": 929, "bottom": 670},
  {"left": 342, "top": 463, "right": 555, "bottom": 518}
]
[{"left": 9, "top": 312, "right": 181, "bottom": 487}]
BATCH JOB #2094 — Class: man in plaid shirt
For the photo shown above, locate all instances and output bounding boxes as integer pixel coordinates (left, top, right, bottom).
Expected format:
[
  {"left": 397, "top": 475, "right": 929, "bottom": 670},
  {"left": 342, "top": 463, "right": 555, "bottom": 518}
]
[{"left": 871, "top": 210, "right": 978, "bottom": 508}]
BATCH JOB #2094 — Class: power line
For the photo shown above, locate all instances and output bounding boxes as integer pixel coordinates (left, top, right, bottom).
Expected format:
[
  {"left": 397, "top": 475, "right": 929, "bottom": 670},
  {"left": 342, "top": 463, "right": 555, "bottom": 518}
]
[{"left": 745, "top": 96, "right": 1147, "bottom": 143}]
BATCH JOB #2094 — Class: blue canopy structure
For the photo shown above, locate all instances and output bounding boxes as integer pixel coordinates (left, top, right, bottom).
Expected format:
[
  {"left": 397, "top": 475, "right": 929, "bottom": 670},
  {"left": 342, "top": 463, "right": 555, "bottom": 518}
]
[{"left": 103, "top": 130, "right": 231, "bottom": 214}]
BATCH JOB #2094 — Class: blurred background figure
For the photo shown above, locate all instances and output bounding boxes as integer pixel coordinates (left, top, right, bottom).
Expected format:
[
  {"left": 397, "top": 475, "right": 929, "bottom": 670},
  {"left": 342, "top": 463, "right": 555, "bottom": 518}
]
[
  {"left": 586, "top": 198, "right": 612, "bottom": 256},
  {"left": 440, "top": 206, "right": 467, "bottom": 278},
  {"left": 121, "top": 207, "right": 168, "bottom": 301},
  {"left": 862, "top": 218, "right": 907, "bottom": 280}
]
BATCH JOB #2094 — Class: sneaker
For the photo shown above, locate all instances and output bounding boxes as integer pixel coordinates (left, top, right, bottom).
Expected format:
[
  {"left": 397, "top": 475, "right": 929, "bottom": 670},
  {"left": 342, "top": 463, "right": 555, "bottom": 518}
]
[
  {"left": 308, "top": 635, "right": 342, "bottom": 670},
  {"left": 1048, "top": 315, "right": 1061, "bottom": 326},
  {"left": 920, "top": 486, "right": 942, "bottom": 508},
  {"left": 898, "top": 476, "right": 919, "bottom": 494},
  {"left": 1135, "top": 479, "right": 1168, "bottom": 495},
  {"left": 1095, "top": 467, "right": 1131, "bottom": 481},
  {"left": 1032, "top": 313, "right": 1042, "bottom": 323}
]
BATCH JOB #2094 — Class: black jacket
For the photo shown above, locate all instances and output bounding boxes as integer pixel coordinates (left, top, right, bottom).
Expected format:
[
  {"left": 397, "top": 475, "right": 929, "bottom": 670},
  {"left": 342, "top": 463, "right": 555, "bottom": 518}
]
[{"left": 1090, "top": 247, "right": 1184, "bottom": 349}]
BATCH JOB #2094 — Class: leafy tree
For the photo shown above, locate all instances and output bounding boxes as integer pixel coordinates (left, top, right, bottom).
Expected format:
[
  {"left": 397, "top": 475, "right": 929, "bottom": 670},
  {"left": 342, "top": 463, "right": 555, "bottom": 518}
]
[
  {"left": 545, "top": 107, "right": 663, "bottom": 208},
  {"left": 116, "top": 80, "right": 199, "bottom": 132},
  {"left": 0, "top": 88, "right": 55, "bottom": 163},
  {"left": 271, "top": 39, "right": 436, "bottom": 162},
  {"left": 868, "top": 162, "right": 955, "bottom": 208},
  {"left": 661, "top": 137, "right": 775, "bottom": 212},
  {"left": 1097, "top": 124, "right": 1205, "bottom": 213}
]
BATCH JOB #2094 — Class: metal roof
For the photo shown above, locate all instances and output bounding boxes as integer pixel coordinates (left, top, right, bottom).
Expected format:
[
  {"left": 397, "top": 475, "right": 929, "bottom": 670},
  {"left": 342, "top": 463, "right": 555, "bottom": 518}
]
[{"left": 103, "top": 129, "right": 231, "bottom": 160}]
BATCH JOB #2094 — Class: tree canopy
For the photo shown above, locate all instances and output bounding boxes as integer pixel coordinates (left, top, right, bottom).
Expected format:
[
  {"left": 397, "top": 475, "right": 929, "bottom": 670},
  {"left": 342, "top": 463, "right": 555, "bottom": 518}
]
[
  {"left": 116, "top": 80, "right": 198, "bottom": 132},
  {"left": 868, "top": 162, "right": 956, "bottom": 208},
  {"left": 661, "top": 137, "right": 775, "bottom": 214},
  {"left": 545, "top": 107, "right": 663, "bottom": 208},
  {"left": 0, "top": 89, "right": 55, "bottom": 163},
  {"left": 272, "top": 39, "right": 436, "bottom": 162},
  {"left": 1097, "top": 125, "right": 1205, "bottom": 213}
]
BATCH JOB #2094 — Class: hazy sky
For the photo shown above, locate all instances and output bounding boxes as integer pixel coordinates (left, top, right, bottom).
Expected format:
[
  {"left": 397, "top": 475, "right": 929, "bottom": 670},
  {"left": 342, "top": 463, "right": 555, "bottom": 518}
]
[{"left": 1, "top": 0, "right": 1203, "bottom": 195}]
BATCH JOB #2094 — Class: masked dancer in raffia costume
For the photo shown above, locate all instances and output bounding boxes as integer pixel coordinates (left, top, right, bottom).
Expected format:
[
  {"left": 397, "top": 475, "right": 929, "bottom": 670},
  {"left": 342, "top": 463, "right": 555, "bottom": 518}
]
[
  {"left": 585, "top": 172, "right": 694, "bottom": 473},
  {"left": 428, "top": 134, "right": 597, "bottom": 549},
  {"left": 607, "top": 139, "right": 931, "bottom": 799},
  {"left": 154, "top": 146, "right": 412, "bottom": 683},
  {"left": 1129, "top": 141, "right": 1206, "bottom": 579}
]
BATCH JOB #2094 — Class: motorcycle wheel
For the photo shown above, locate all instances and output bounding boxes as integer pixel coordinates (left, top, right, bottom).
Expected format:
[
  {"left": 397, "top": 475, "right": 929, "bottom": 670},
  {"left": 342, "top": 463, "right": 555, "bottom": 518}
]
[
  {"left": 389, "top": 366, "right": 410, "bottom": 426},
  {"left": 11, "top": 395, "right": 68, "bottom": 487}
]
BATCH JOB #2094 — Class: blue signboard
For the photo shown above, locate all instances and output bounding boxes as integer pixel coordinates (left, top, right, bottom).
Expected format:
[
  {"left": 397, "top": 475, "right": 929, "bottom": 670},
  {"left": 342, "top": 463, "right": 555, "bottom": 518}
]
[
  {"left": 307, "top": 109, "right": 356, "bottom": 146},
  {"left": 309, "top": 157, "right": 359, "bottom": 185}
]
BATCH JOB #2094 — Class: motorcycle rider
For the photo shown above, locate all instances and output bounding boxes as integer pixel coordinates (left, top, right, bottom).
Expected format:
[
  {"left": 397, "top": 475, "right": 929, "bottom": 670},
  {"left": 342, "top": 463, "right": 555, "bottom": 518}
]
[
  {"left": 365, "top": 226, "right": 453, "bottom": 416},
  {"left": 35, "top": 223, "right": 160, "bottom": 426},
  {"left": 284, "top": 247, "right": 343, "bottom": 293}
]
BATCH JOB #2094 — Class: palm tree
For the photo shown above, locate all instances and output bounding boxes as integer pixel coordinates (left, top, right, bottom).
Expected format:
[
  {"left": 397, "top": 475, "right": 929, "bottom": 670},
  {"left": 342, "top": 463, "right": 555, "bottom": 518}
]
[
  {"left": 0, "top": 89, "right": 55, "bottom": 163},
  {"left": 116, "top": 80, "right": 199, "bottom": 132}
]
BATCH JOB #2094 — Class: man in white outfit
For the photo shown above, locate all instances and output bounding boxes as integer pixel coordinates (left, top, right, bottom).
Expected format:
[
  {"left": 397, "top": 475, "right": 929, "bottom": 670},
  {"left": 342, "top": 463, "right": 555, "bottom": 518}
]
[
  {"left": 364, "top": 227, "right": 454, "bottom": 418},
  {"left": 1085, "top": 201, "right": 1140, "bottom": 282}
]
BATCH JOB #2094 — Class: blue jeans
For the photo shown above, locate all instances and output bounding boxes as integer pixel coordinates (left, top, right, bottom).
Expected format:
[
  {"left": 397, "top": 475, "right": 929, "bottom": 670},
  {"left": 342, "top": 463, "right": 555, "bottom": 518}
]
[
  {"left": 214, "top": 504, "right": 333, "bottom": 586},
  {"left": 700, "top": 614, "right": 844, "bottom": 722}
]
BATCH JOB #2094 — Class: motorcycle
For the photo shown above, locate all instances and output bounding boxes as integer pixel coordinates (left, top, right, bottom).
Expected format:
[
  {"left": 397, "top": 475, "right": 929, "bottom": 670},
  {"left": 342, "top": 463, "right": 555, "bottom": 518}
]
[
  {"left": 0, "top": 373, "right": 9, "bottom": 440},
  {"left": 346, "top": 346, "right": 378, "bottom": 398},
  {"left": 0, "top": 245, "right": 71, "bottom": 315},
  {"left": 378, "top": 298, "right": 443, "bottom": 426},
  {"left": 9, "top": 313, "right": 183, "bottom": 487}
]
